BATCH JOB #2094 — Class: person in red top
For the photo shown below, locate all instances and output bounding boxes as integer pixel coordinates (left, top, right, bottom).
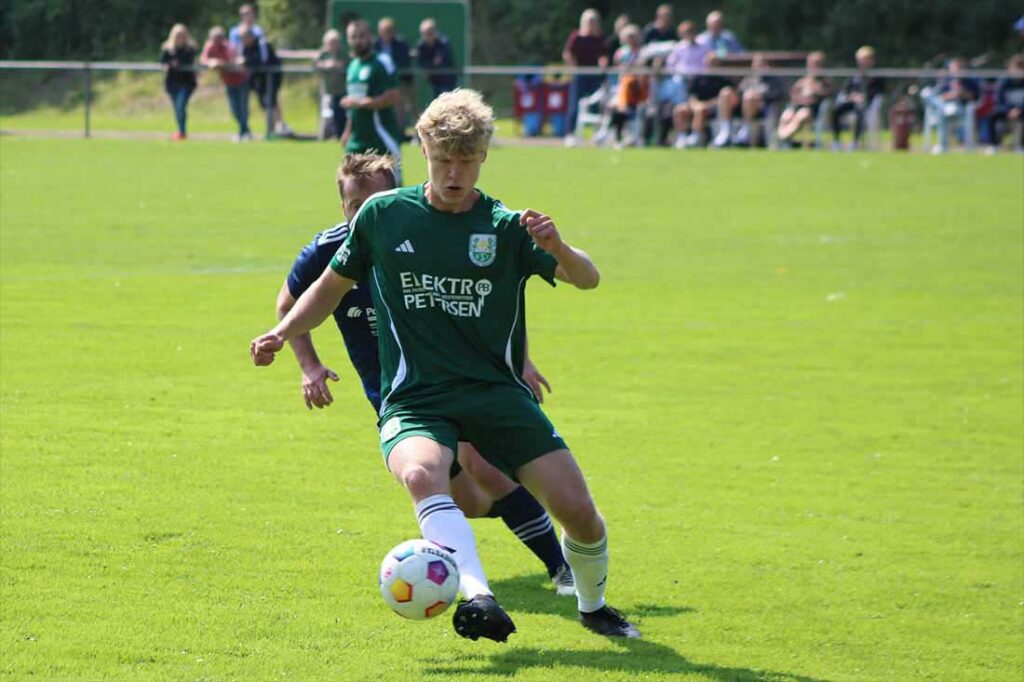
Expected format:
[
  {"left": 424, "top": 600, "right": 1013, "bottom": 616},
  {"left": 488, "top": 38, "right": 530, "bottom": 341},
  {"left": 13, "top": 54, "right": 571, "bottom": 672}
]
[
  {"left": 563, "top": 8, "right": 608, "bottom": 134},
  {"left": 201, "top": 26, "right": 251, "bottom": 141}
]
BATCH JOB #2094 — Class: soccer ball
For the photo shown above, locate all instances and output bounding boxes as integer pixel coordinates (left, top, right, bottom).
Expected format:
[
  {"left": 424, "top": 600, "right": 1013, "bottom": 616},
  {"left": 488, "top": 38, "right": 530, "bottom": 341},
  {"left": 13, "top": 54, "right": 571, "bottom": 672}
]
[{"left": 379, "top": 539, "right": 460, "bottom": 620}]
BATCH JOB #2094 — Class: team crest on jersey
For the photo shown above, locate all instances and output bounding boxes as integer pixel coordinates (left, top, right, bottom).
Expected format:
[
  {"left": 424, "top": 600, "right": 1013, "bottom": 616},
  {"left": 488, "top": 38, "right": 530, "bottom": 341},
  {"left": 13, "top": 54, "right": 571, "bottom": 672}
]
[
  {"left": 359, "top": 66, "right": 371, "bottom": 80},
  {"left": 380, "top": 417, "right": 402, "bottom": 442},
  {"left": 468, "top": 234, "right": 497, "bottom": 267}
]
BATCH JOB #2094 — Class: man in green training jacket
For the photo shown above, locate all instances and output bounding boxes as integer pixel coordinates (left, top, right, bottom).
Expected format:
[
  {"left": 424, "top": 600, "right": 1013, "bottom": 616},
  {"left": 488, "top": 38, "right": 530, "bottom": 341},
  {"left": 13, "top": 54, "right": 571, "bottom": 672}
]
[{"left": 341, "top": 18, "right": 404, "bottom": 182}]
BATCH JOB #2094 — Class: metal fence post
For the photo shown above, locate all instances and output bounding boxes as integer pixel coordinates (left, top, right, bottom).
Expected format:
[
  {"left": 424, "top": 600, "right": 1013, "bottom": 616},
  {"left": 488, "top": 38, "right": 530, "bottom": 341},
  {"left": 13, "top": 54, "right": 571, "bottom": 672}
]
[{"left": 83, "top": 61, "right": 92, "bottom": 139}]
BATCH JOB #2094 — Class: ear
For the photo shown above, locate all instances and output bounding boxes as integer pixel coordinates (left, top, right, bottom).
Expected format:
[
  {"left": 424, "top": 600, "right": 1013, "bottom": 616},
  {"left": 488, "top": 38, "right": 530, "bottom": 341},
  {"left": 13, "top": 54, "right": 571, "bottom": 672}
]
[
  {"left": 421, "top": 143, "right": 428, "bottom": 159},
  {"left": 480, "top": 151, "right": 488, "bottom": 164}
]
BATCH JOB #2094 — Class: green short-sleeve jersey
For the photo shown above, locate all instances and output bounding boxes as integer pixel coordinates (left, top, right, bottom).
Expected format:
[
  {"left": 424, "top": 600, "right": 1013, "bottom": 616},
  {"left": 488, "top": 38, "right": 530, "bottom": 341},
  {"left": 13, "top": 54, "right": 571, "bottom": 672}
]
[
  {"left": 330, "top": 184, "right": 558, "bottom": 414},
  {"left": 345, "top": 52, "right": 402, "bottom": 156}
]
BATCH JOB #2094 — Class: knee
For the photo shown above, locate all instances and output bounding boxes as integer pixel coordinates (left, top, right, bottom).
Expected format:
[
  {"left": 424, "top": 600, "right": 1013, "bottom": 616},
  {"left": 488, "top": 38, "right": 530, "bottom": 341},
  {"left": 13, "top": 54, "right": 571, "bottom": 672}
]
[
  {"left": 555, "top": 496, "right": 604, "bottom": 543},
  {"left": 400, "top": 463, "right": 447, "bottom": 500}
]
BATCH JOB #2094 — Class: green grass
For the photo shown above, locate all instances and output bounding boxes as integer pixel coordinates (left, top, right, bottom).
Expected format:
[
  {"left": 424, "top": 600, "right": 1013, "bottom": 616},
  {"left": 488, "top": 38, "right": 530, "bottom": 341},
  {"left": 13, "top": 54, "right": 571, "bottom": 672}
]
[{"left": 1, "top": 137, "right": 1022, "bottom": 681}]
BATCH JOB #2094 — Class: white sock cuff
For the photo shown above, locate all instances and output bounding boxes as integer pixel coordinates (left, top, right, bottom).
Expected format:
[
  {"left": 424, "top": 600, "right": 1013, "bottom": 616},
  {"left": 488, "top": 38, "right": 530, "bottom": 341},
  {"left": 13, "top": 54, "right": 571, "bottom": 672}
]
[
  {"left": 415, "top": 495, "right": 460, "bottom": 525},
  {"left": 563, "top": 532, "right": 608, "bottom": 555}
]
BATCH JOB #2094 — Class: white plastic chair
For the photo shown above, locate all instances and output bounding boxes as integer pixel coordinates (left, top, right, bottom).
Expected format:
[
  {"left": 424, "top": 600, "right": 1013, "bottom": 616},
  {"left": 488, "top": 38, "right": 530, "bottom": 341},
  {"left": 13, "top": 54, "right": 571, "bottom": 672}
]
[{"left": 569, "top": 82, "right": 613, "bottom": 146}]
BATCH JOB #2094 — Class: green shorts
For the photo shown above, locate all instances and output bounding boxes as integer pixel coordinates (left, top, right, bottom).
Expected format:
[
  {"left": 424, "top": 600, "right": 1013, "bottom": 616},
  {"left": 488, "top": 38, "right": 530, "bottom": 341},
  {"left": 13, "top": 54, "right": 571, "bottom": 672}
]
[{"left": 378, "top": 383, "right": 569, "bottom": 480}]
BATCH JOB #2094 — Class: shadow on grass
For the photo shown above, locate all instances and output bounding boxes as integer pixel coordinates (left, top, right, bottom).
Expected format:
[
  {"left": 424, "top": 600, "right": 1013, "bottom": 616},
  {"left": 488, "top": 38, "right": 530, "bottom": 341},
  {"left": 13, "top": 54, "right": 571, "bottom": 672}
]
[
  {"left": 491, "top": 573, "right": 697, "bottom": 620},
  {"left": 423, "top": 638, "right": 829, "bottom": 681},
  {"left": 421, "top": 573, "right": 829, "bottom": 682}
]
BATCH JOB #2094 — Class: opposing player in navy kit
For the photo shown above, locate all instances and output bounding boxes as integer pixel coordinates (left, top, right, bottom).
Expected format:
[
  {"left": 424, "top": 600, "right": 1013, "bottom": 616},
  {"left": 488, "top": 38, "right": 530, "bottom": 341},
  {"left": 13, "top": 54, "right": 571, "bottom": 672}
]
[
  {"left": 276, "top": 152, "right": 574, "bottom": 596},
  {"left": 253, "top": 92, "right": 638, "bottom": 642}
]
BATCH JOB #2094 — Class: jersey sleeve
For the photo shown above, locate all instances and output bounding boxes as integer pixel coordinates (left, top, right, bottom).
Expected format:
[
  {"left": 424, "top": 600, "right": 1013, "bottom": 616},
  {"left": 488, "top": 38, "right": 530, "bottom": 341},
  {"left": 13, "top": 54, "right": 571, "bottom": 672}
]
[
  {"left": 287, "top": 228, "right": 348, "bottom": 298},
  {"left": 502, "top": 211, "right": 556, "bottom": 286},
  {"left": 519, "top": 232, "right": 558, "bottom": 286},
  {"left": 330, "top": 205, "right": 375, "bottom": 281},
  {"left": 285, "top": 239, "right": 325, "bottom": 299}
]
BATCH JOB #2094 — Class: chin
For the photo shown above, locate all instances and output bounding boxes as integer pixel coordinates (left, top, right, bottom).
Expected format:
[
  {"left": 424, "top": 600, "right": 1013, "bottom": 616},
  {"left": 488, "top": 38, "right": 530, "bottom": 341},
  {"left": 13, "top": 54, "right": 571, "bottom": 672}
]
[{"left": 440, "top": 189, "right": 467, "bottom": 204}]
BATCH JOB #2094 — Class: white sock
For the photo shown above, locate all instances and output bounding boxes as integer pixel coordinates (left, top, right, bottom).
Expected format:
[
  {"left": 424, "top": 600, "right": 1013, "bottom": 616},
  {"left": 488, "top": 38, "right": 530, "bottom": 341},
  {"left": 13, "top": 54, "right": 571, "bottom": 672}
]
[
  {"left": 415, "top": 494, "right": 491, "bottom": 599},
  {"left": 562, "top": 532, "right": 608, "bottom": 612}
]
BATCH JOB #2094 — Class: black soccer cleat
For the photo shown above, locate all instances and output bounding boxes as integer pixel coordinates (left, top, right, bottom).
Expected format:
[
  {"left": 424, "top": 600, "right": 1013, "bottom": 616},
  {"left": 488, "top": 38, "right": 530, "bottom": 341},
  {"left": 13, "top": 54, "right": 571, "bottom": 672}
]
[
  {"left": 452, "top": 594, "right": 517, "bottom": 643},
  {"left": 579, "top": 605, "right": 641, "bottom": 638}
]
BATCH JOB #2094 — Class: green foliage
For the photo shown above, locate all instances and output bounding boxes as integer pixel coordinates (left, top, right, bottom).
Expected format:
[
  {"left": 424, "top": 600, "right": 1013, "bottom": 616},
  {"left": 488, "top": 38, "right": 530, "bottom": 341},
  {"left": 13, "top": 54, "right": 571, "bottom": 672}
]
[
  {"left": 1, "top": 0, "right": 1018, "bottom": 65},
  {"left": 1, "top": 138, "right": 1022, "bottom": 680}
]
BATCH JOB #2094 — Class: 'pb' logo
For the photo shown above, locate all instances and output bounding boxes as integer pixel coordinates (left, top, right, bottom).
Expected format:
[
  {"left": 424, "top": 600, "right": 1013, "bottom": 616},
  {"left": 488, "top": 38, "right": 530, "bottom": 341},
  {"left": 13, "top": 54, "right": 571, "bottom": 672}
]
[{"left": 468, "top": 234, "right": 497, "bottom": 267}]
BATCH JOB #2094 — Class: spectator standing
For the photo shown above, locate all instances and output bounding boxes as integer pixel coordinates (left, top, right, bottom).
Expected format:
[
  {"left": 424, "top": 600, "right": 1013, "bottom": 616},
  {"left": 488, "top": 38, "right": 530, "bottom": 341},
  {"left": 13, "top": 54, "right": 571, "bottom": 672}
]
[
  {"left": 697, "top": 10, "right": 744, "bottom": 56},
  {"left": 231, "top": 4, "right": 293, "bottom": 136},
  {"left": 160, "top": 24, "right": 197, "bottom": 141},
  {"left": 732, "top": 53, "right": 785, "bottom": 146},
  {"left": 416, "top": 18, "right": 457, "bottom": 98},
  {"left": 830, "top": 46, "right": 884, "bottom": 150},
  {"left": 605, "top": 14, "right": 630, "bottom": 62},
  {"left": 642, "top": 5, "right": 675, "bottom": 45},
  {"left": 315, "top": 29, "right": 348, "bottom": 140},
  {"left": 229, "top": 4, "right": 265, "bottom": 49},
  {"left": 240, "top": 27, "right": 287, "bottom": 138},
  {"left": 924, "top": 57, "right": 980, "bottom": 153},
  {"left": 375, "top": 17, "right": 414, "bottom": 129},
  {"left": 563, "top": 8, "right": 608, "bottom": 133},
  {"left": 987, "top": 54, "right": 1024, "bottom": 152},
  {"left": 777, "top": 51, "right": 833, "bottom": 144},
  {"left": 341, "top": 19, "right": 403, "bottom": 179},
  {"left": 201, "top": 26, "right": 251, "bottom": 142}
]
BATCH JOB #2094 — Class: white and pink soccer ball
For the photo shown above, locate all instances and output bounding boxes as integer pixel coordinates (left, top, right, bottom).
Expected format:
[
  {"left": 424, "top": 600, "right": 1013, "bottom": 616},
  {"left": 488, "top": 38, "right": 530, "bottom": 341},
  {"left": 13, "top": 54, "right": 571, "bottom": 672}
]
[{"left": 379, "top": 539, "right": 460, "bottom": 620}]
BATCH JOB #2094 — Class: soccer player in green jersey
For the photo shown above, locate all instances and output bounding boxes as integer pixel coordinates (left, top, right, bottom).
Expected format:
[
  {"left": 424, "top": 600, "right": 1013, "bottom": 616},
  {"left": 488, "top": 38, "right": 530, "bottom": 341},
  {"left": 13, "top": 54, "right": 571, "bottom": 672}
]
[
  {"left": 278, "top": 152, "right": 575, "bottom": 596},
  {"left": 252, "top": 90, "right": 639, "bottom": 641},
  {"left": 340, "top": 19, "right": 403, "bottom": 182}
]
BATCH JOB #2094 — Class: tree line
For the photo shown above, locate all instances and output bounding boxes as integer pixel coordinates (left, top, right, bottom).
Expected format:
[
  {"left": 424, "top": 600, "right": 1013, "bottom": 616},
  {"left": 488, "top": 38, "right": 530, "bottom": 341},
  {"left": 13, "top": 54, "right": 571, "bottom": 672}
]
[{"left": 1, "top": 0, "right": 1019, "bottom": 67}]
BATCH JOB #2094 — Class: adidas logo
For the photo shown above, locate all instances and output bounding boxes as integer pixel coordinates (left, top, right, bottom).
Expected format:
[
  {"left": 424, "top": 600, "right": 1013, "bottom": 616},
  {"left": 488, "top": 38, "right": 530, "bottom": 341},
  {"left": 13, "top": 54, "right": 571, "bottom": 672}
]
[{"left": 395, "top": 240, "right": 415, "bottom": 253}]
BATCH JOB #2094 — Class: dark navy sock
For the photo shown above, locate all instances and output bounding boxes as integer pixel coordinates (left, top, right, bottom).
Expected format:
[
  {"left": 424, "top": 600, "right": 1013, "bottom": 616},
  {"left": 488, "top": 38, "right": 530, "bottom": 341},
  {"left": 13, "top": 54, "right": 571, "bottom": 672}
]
[{"left": 491, "top": 485, "right": 567, "bottom": 578}]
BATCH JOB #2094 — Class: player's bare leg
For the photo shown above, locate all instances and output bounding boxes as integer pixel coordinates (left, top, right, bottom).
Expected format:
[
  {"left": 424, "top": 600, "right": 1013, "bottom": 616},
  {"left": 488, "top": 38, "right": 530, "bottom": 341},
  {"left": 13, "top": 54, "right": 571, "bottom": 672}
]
[
  {"left": 459, "top": 443, "right": 575, "bottom": 594},
  {"left": 388, "top": 437, "right": 515, "bottom": 642},
  {"left": 517, "top": 449, "right": 640, "bottom": 638}
]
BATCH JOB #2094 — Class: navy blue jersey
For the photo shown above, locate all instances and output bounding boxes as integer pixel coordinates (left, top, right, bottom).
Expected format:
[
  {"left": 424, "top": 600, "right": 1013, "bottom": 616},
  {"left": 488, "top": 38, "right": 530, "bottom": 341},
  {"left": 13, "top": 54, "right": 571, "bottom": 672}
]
[{"left": 287, "top": 222, "right": 381, "bottom": 411}]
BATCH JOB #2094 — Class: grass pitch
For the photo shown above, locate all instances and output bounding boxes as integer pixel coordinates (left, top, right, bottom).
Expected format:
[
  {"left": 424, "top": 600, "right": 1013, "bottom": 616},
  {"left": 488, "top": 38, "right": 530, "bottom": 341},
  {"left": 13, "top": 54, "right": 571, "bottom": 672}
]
[{"left": 1, "top": 138, "right": 1022, "bottom": 681}]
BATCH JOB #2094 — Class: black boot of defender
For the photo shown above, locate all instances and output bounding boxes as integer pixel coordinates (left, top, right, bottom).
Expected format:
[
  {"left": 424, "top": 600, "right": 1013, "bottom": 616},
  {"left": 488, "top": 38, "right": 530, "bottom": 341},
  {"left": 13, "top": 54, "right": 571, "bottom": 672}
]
[
  {"left": 579, "top": 605, "right": 641, "bottom": 638},
  {"left": 452, "top": 595, "right": 516, "bottom": 643}
]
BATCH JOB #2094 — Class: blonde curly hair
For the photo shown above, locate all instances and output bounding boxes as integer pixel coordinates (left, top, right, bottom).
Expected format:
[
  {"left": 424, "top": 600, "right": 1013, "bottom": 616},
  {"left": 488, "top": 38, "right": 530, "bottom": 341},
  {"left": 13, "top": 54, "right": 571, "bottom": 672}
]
[{"left": 415, "top": 89, "right": 495, "bottom": 156}]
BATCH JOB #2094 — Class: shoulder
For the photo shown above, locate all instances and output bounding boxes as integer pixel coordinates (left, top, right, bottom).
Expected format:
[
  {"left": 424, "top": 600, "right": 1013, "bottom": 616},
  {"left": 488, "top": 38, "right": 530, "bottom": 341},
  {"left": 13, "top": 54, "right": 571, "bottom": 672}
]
[
  {"left": 350, "top": 188, "right": 406, "bottom": 228},
  {"left": 315, "top": 221, "right": 350, "bottom": 247},
  {"left": 486, "top": 195, "right": 524, "bottom": 229}
]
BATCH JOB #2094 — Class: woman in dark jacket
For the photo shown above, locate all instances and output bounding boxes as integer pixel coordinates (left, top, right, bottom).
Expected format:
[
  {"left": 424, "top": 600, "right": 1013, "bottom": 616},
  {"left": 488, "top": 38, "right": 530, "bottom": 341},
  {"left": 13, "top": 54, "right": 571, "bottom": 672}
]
[{"left": 160, "top": 24, "right": 198, "bottom": 140}]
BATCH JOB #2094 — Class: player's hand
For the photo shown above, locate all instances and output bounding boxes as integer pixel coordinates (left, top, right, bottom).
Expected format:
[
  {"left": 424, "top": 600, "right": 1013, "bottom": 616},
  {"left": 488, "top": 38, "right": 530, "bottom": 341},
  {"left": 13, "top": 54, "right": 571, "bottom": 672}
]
[
  {"left": 302, "top": 364, "right": 340, "bottom": 410},
  {"left": 251, "top": 332, "right": 284, "bottom": 366},
  {"left": 520, "top": 209, "right": 565, "bottom": 255},
  {"left": 522, "top": 359, "right": 552, "bottom": 404},
  {"left": 341, "top": 96, "right": 371, "bottom": 109}
]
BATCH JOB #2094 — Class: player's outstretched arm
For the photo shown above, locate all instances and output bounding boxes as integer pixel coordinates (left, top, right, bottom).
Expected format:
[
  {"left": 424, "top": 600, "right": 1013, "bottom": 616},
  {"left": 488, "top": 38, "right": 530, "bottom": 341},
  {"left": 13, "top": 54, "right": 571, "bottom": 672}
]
[
  {"left": 521, "top": 209, "right": 600, "bottom": 290},
  {"left": 275, "top": 282, "right": 340, "bottom": 409},
  {"left": 251, "top": 268, "right": 355, "bottom": 366}
]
